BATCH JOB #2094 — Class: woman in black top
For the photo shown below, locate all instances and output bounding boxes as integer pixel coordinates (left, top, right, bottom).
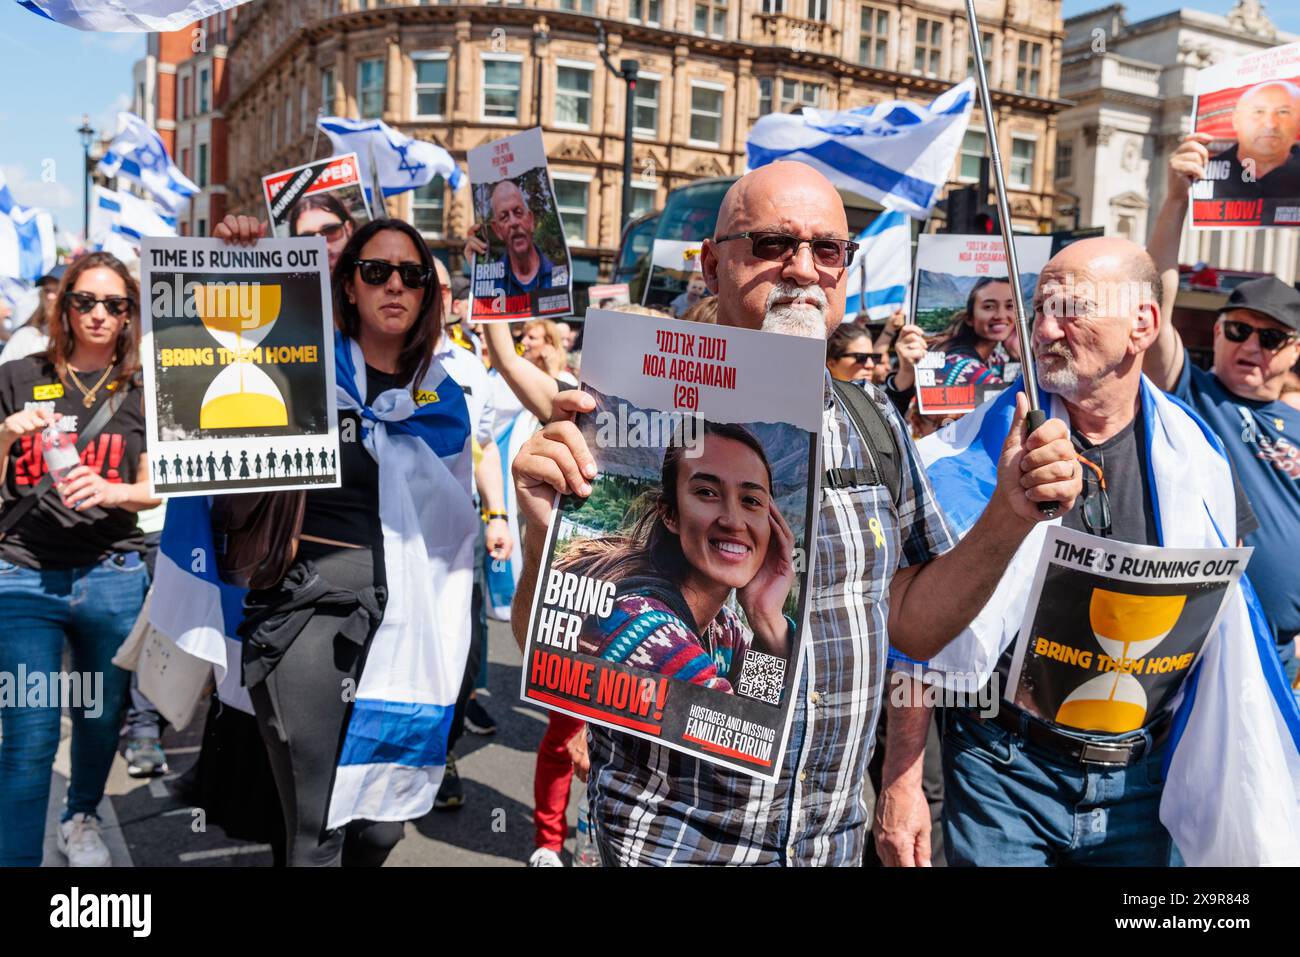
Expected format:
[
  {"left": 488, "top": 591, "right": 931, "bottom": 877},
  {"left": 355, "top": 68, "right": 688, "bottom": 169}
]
[
  {"left": 0, "top": 252, "right": 159, "bottom": 867},
  {"left": 215, "top": 214, "right": 473, "bottom": 866}
]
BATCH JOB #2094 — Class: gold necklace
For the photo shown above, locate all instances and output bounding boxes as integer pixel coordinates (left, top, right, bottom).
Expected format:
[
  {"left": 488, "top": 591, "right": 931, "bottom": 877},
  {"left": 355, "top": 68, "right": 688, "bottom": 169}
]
[{"left": 67, "top": 365, "right": 115, "bottom": 408}]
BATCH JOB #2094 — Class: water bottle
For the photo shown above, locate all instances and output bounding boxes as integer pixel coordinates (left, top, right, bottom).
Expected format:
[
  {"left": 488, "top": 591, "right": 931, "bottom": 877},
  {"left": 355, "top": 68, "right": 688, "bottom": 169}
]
[
  {"left": 41, "top": 424, "right": 80, "bottom": 485},
  {"left": 573, "top": 791, "right": 602, "bottom": 868}
]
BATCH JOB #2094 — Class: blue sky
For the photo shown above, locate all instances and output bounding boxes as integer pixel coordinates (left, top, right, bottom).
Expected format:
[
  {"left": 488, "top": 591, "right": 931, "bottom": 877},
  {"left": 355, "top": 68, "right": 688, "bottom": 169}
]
[{"left": 0, "top": 0, "right": 1296, "bottom": 235}]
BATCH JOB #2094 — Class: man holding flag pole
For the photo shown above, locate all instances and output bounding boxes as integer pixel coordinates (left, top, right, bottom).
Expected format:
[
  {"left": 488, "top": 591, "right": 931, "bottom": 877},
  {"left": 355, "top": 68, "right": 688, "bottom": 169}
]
[{"left": 875, "top": 8, "right": 1300, "bottom": 868}]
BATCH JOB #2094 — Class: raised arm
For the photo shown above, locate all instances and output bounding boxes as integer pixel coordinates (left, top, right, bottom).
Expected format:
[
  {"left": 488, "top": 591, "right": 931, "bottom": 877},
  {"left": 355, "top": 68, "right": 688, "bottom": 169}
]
[
  {"left": 481, "top": 321, "right": 559, "bottom": 423},
  {"left": 1144, "top": 133, "right": 1212, "bottom": 391}
]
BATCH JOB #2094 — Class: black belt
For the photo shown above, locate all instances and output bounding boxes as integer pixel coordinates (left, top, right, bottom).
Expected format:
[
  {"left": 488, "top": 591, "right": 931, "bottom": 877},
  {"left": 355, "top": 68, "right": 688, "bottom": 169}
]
[{"left": 968, "top": 705, "right": 1170, "bottom": 767}]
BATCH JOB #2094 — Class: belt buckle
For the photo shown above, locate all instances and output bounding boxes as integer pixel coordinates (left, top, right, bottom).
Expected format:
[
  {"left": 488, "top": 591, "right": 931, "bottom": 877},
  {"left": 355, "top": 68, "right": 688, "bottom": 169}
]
[{"left": 1079, "top": 740, "right": 1136, "bottom": 767}]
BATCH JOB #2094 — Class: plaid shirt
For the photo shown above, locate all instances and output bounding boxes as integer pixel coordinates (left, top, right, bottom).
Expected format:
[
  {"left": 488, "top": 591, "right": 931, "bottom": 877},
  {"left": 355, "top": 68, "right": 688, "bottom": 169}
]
[{"left": 587, "top": 375, "right": 957, "bottom": 865}]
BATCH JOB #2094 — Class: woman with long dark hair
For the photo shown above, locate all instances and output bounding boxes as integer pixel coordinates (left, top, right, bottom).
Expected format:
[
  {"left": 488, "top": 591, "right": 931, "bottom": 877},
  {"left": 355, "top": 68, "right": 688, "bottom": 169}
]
[
  {"left": 213, "top": 214, "right": 477, "bottom": 866},
  {"left": 0, "top": 252, "right": 158, "bottom": 866},
  {"left": 928, "top": 276, "right": 1019, "bottom": 388},
  {"left": 561, "top": 420, "right": 796, "bottom": 688},
  {"left": 288, "top": 192, "right": 356, "bottom": 272}
]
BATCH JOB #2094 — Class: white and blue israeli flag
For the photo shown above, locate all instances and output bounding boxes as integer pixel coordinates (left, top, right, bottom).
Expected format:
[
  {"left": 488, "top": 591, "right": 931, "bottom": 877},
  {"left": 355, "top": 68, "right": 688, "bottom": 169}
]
[
  {"left": 90, "top": 185, "right": 177, "bottom": 253},
  {"left": 98, "top": 113, "right": 199, "bottom": 213},
  {"left": 318, "top": 116, "right": 465, "bottom": 206},
  {"left": 18, "top": 0, "right": 254, "bottom": 32},
  {"left": 845, "top": 209, "right": 910, "bottom": 321},
  {"left": 0, "top": 170, "right": 56, "bottom": 283},
  {"left": 747, "top": 79, "right": 974, "bottom": 220}
]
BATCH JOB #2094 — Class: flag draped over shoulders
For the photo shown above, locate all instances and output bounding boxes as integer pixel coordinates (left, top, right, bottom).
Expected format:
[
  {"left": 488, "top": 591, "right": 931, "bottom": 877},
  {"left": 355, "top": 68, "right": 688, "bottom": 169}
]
[{"left": 911, "top": 376, "right": 1300, "bottom": 865}]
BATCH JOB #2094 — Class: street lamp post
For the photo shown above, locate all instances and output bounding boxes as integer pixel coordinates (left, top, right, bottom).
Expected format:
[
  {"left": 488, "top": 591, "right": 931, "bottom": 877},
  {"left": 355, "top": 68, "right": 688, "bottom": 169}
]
[
  {"left": 595, "top": 23, "right": 639, "bottom": 231},
  {"left": 77, "top": 114, "right": 94, "bottom": 246}
]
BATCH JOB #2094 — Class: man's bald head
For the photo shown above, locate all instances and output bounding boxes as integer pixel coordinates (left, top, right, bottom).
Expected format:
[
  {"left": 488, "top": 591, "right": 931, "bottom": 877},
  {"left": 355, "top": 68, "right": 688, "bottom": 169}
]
[
  {"left": 1231, "top": 80, "right": 1300, "bottom": 169},
  {"left": 489, "top": 179, "right": 536, "bottom": 263},
  {"left": 1032, "top": 236, "right": 1161, "bottom": 403},
  {"left": 490, "top": 179, "right": 525, "bottom": 215},
  {"left": 702, "top": 162, "right": 851, "bottom": 337}
]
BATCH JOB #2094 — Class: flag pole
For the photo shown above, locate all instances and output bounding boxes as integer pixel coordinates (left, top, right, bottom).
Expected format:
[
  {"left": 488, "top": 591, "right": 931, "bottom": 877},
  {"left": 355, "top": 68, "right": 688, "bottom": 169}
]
[
  {"left": 368, "top": 141, "right": 389, "bottom": 218},
  {"left": 963, "top": 0, "right": 1056, "bottom": 514},
  {"left": 963, "top": 2, "right": 1044, "bottom": 424},
  {"left": 310, "top": 107, "right": 324, "bottom": 158}
]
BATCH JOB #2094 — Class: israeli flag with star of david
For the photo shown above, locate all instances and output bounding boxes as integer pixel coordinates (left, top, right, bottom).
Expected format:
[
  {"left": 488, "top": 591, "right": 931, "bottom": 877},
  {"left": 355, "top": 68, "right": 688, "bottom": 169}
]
[
  {"left": 747, "top": 79, "right": 974, "bottom": 220},
  {"left": 319, "top": 117, "right": 465, "bottom": 206},
  {"left": 97, "top": 112, "right": 199, "bottom": 214}
]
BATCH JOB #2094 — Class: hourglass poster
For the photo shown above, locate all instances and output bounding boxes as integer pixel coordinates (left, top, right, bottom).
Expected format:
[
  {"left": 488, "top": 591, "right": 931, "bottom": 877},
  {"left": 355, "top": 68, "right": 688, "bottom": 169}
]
[
  {"left": 138, "top": 236, "right": 340, "bottom": 497},
  {"left": 520, "top": 309, "right": 824, "bottom": 780},
  {"left": 1005, "top": 526, "right": 1251, "bottom": 735}
]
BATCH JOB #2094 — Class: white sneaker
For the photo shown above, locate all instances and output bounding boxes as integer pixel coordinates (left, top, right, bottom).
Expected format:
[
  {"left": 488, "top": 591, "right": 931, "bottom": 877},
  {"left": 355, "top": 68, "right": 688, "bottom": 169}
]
[
  {"left": 57, "top": 813, "right": 112, "bottom": 867},
  {"left": 528, "top": 847, "right": 564, "bottom": 868}
]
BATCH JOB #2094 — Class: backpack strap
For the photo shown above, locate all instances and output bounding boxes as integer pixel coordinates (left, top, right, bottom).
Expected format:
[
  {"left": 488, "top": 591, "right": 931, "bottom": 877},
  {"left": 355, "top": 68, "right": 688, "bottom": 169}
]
[{"left": 825, "top": 378, "right": 903, "bottom": 507}]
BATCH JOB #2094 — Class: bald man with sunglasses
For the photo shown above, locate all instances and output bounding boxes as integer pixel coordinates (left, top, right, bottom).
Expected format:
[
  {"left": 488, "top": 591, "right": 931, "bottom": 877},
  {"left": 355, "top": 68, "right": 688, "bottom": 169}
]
[{"left": 1148, "top": 133, "right": 1300, "bottom": 684}]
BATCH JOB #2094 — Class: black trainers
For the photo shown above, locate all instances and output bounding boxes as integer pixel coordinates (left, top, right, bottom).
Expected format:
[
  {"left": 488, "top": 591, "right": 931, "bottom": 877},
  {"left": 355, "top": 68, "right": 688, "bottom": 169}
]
[
  {"left": 464, "top": 698, "right": 498, "bottom": 736},
  {"left": 434, "top": 754, "right": 464, "bottom": 810}
]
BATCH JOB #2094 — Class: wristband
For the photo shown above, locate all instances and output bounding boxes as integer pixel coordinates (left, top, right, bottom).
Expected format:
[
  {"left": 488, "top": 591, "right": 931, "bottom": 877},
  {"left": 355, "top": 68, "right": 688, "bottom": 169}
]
[{"left": 483, "top": 511, "right": 509, "bottom": 523}]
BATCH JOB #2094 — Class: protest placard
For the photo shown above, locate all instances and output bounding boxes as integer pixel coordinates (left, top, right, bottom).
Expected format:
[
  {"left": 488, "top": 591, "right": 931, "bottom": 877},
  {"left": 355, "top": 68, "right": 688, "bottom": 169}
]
[
  {"left": 912, "top": 234, "right": 1048, "bottom": 416},
  {"left": 588, "top": 282, "right": 630, "bottom": 308},
  {"left": 139, "top": 236, "right": 340, "bottom": 497},
  {"left": 521, "top": 309, "right": 823, "bottom": 779},
  {"left": 262, "top": 153, "right": 371, "bottom": 240},
  {"left": 1006, "top": 526, "right": 1251, "bottom": 733},
  {"left": 642, "top": 239, "right": 706, "bottom": 314},
  {"left": 1190, "top": 39, "right": 1300, "bottom": 228},
  {"left": 468, "top": 127, "right": 573, "bottom": 321}
]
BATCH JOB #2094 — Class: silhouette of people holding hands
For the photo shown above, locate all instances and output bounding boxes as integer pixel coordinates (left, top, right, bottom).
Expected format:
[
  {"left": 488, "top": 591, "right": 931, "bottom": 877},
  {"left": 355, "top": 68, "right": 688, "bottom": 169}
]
[
  {"left": 221, "top": 451, "right": 234, "bottom": 480},
  {"left": 239, "top": 450, "right": 250, "bottom": 479},
  {"left": 206, "top": 452, "right": 217, "bottom": 482}
]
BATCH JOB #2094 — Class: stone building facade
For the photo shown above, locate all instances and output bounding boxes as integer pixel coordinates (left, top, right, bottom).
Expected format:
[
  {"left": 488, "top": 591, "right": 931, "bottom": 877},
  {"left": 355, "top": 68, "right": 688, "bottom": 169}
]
[{"left": 223, "top": 0, "right": 1066, "bottom": 275}]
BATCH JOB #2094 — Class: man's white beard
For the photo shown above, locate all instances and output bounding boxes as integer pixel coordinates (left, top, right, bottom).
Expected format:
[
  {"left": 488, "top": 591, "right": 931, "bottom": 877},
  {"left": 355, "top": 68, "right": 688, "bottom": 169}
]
[
  {"left": 1035, "top": 342, "right": 1080, "bottom": 398},
  {"left": 761, "top": 282, "right": 828, "bottom": 339}
]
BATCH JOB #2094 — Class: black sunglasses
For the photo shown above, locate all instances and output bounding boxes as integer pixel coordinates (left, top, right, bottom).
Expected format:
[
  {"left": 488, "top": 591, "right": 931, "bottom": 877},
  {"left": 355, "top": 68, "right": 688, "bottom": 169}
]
[
  {"left": 354, "top": 259, "right": 432, "bottom": 290},
  {"left": 1076, "top": 451, "right": 1111, "bottom": 536},
  {"left": 299, "top": 221, "right": 348, "bottom": 241},
  {"left": 715, "top": 231, "right": 858, "bottom": 269},
  {"left": 1221, "top": 319, "right": 1298, "bottom": 352},
  {"left": 65, "top": 291, "right": 133, "bottom": 318},
  {"left": 837, "top": 352, "right": 875, "bottom": 364}
]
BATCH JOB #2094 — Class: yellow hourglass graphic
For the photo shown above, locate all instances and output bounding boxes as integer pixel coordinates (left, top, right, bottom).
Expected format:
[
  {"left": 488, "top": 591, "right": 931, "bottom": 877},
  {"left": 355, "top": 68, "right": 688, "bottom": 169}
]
[
  {"left": 1054, "top": 589, "right": 1186, "bottom": 733},
  {"left": 196, "top": 283, "right": 288, "bottom": 429}
]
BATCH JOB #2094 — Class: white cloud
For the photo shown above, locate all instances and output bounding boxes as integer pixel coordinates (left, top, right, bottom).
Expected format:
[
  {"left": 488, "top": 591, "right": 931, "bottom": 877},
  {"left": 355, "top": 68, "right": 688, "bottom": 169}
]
[
  {"left": 80, "top": 31, "right": 145, "bottom": 56},
  {"left": 1, "top": 163, "right": 76, "bottom": 210}
]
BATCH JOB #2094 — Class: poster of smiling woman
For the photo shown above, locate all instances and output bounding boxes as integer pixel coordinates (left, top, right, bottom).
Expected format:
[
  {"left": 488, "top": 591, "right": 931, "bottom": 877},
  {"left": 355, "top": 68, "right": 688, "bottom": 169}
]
[
  {"left": 468, "top": 127, "right": 573, "bottom": 322},
  {"left": 139, "top": 236, "right": 340, "bottom": 497},
  {"left": 521, "top": 309, "right": 823, "bottom": 779}
]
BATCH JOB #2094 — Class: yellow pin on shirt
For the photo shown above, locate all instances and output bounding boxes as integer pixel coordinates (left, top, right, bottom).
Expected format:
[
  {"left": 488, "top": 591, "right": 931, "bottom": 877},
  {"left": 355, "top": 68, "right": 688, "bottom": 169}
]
[{"left": 868, "top": 517, "right": 885, "bottom": 549}]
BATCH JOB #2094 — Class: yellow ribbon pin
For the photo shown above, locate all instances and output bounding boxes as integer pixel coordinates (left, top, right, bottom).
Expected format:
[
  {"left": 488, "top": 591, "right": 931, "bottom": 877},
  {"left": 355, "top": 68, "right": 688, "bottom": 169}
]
[{"left": 868, "top": 517, "right": 885, "bottom": 549}]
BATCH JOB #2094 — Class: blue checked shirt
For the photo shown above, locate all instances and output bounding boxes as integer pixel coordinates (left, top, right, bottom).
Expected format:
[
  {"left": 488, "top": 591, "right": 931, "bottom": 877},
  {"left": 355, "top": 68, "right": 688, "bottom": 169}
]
[{"left": 587, "top": 375, "right": 957, "bottom": 865}]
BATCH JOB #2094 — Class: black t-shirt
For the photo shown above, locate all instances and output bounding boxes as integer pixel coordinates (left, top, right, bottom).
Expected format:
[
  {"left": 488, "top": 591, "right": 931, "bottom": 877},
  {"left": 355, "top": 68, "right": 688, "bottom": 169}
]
[
  {"left": 0, "top": 355, "right": 147, "bottom": 568},
  {"left": 299, "top": 366, "right": 396, "bottom": 547}
]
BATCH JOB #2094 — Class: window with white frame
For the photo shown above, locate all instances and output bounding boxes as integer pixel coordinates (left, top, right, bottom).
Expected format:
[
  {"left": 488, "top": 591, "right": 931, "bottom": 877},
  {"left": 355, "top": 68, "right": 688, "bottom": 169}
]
[
  {"left": 631, "top": 182, "right": 657, "bottom": 218},
  {"left": 628, "top": 0, "right": 661, "bottom": 24},
  {"left": 357, "top": 58, "right": 385, "bottom": 118},
  {"left": 858, "top": 5, "right": 888, "bottom": 69},
  {"left": 633, "top": 74, "right": 659, "bottom": 137},
  {"left": 806, "top": 0, "right": 830, "bottom": 21},
  {"left": 481, "top": 56, "right": 522, "bottom": 122},
  {"left": 689, "top": 82, "right": 724, "bottom": 145},
  {"left": 413, "top": 54, "right": 449, "bottom": 118},
  {"left": 758, "top": 76, "right": 773, "bottom": 115},
  {"left": 552, "top": 176, "right": 590, "bottom": 246},
  {"left": 321, "top": 67, "right": 334, "bottom": 114},
  {"left": 199, "top": 67, "right": 210, "bottom": 113},
  {"left": 412, "top": 177, "right": 445, "bottom": 237},
  {"left": 1016, "top": 40, "right": 1042, "bottom": 96},
  {"left": 1010, "top": 135, "right": 1036, "bottom": 188},
  {"left": 559, "top": 0, "right": 594, "bottom": 9},
  {"left": 966, "top": 31, "right": 994, "bottom": 79},
  {"left": 198, "top": 143, "right": 209, "bottom": 188},
  {"left": 914, "top": 17, "right": 943, "bottom": 77},
  {"left": 761, "top": 0, "right": 785, "bottom": 12},
  {"left": 555, "top": 62, "right": 594, "bottom": 128},
  {"left": 693, "top": 0, "right": 727, "bottom": 39},
  {"left": 780, "top": 78, "right": 822, "bottom": 111},
  {"left": 960, "top": 129, "right": 986, "bottom": 181}
]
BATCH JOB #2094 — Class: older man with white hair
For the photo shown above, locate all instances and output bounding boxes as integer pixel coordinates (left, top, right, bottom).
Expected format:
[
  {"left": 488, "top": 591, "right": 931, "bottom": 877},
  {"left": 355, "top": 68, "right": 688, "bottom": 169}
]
[{"left": 508, "top": 161, "right": 1082, "bottom": 866}]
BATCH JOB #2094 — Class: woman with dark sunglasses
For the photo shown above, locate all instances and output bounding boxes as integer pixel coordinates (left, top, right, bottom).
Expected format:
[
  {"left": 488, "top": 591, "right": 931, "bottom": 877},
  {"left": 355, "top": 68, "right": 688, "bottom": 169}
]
[
  {"left": 212, "top": 213, "right": 474, "bottom": 866},
  {"left": 0, "top": 252, "right": 159, "bottom": 867},
  {"left": 288, "top": 193, "right": 356, "bottom": 272}
]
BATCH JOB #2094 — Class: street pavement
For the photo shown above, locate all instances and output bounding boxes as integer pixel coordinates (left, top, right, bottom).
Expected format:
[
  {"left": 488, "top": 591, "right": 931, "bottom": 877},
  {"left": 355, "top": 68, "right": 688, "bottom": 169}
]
[{"left": 42, "top": 618, "right": 582, "bottom": 867}]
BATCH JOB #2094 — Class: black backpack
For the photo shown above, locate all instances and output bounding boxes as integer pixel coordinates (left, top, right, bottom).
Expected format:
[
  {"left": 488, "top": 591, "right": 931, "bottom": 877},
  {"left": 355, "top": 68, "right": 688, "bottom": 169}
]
[{"left": 823, "top": 378, "right": 903, "bottom": 507}]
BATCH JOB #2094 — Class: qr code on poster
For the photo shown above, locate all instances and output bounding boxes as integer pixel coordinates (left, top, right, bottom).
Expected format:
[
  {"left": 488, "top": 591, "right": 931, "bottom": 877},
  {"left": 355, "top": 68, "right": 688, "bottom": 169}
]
[{"left": 737, "top": 650, "right": 786, "bottom": 706}]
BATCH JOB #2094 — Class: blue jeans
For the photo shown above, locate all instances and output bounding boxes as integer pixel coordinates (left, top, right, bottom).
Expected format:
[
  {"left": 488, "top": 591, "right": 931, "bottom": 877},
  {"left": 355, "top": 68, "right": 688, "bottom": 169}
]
[
  {"left": 0, "top": 553, "right": 148, "bottom": 866},
  {"left": 941, "top": 708, "right": 1173, "bottom": 866}
]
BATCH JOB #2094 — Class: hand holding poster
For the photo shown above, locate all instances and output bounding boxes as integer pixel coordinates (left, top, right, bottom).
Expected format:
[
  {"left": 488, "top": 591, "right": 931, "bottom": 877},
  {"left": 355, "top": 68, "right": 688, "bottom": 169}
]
[
  {"left": 139, "top": 236, "right": 340, "bottom": 497},
  {"left": 521, "top": 309, "right": 823, "bottom": 779},
  {"left": 468, "top": 128, "right": 573, "bottom": 321},
  {"left": 911, "top": 234, "right": 1048, "bottom": 415},
  {"left": 261, "top": 154, "right": 372, "bottom": 265},
  {"left": 1190, "top": 39, "right": 1300, "bottom": 228},
  {"left": 1007, "top": 526, "right": 1251, "bottom": 733}
]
